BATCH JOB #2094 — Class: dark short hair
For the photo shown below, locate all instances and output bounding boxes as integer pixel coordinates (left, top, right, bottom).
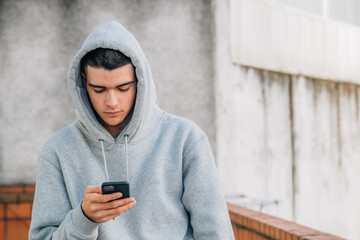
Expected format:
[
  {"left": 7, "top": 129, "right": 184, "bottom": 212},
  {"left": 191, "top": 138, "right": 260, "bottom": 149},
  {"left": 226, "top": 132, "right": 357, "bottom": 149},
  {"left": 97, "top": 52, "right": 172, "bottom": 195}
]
[{"left": 81, "top": 48, "right": 132, "bottom": 74}]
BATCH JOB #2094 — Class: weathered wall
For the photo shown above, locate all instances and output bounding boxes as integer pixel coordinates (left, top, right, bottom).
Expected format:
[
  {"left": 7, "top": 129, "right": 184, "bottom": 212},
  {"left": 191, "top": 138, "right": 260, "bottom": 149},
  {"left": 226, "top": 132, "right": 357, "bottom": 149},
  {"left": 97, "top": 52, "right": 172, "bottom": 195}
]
[
  {"left": 292, "top": 77, "right": 360, "bottom": 240},
  {"left": 0, "top": 0, "right": 215, "bottom": 184},
  {"left": 214, "top": 0, "right": 359, "bottom": 239},
  {"left": 2, "top": 0, "right": 357, "bottom": 239}
]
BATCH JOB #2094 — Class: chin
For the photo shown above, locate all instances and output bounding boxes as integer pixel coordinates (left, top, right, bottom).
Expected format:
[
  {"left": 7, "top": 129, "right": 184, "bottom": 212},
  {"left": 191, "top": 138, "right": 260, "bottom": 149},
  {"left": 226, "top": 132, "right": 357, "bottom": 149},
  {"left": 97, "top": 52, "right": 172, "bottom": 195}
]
[{"left": 105, "top": 118, "right": 124, "bottom": 126}]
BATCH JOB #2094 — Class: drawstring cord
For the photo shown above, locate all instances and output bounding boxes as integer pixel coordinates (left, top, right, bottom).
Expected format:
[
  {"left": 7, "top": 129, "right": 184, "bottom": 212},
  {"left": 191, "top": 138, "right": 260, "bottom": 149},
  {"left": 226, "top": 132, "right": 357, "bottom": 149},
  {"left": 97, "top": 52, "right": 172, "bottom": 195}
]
[
  {"left": 125, "top": 134, "right": 129, "bottom": 182},
  {"left": 99, "top": 139, "right": 109, "bottom": 182},
  {"left": 99, "top": 135, "right": 129, "bottom": 182}
]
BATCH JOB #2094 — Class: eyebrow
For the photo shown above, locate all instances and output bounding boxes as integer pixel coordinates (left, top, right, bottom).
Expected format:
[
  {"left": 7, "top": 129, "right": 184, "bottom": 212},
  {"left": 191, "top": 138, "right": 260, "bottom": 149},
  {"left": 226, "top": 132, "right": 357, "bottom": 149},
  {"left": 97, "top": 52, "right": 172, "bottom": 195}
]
[{"left": 88, "top": 80, "right": 135, "bottom": 89}]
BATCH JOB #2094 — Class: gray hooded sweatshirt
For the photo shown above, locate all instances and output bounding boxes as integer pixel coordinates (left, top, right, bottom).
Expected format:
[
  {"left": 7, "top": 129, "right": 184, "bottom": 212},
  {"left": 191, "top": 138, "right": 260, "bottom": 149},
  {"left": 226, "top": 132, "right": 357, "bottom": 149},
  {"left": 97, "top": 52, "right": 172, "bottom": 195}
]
[{"left": 29, "top": 21, "right": 234, "bottom": 240}]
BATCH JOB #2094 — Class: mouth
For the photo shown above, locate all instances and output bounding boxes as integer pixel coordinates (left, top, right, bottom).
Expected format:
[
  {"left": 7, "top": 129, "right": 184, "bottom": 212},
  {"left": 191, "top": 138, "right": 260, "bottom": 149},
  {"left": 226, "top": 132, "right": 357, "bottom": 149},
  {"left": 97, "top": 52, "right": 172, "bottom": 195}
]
[{"left": 104, "top": 111, "right": 121, "bottom": 116}]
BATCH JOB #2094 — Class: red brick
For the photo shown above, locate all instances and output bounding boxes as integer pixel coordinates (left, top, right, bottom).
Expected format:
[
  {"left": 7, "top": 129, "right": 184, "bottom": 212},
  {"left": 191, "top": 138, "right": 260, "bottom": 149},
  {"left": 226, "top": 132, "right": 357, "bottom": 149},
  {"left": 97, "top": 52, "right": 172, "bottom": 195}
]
[
  {"left": 245, "top": 229, "right": 251, "bottom": 240},
  {"left": 253, "top": 230, "right": 260, "bottom": 240},
  {"left": 0, "top": 204, "right": 4, "bottom": 219},
  {"left": 248, "top": 229, "right": 255, "bottom": 240},
  {"left": 232, "top": 224, "right": 238, "bottom": 239},
  {"left": 251, "top": 230, "right": 257, "bottom": 240},
  {"left": 0, "top": 186, "right": 23, "bottom": 193},
  {"left": 239, "top": 215, "right": 244, "bottom": 226},
  {"left": 238, "top": 228, "right": 243, "bottom": 240},
  {"left": 24, "top": 185, "right": 35, "bottom": 193},
  {"left": 227, "top": 203, "right": 345, "bottom": 240},
  {"left": 0, "top": 220, "right": 4, "bottom": 239},
  {"left": 275, "top": 228, "right": 282, "bottom": 239},
  {"left": 265, "top": 224, "right": 271, "bottom": 237},
  {"left": 247, "top": 219, "right": 252, "bottom": 230},
  {"left": 260, "top": 235, "right": 268, "bottom": 240},
  {"left": 7, "top": 220, "right": 30, "bottom": 240},
  {"left": 243, "top": 229, "right": 249, "bottom": 239},
  {"left": 292, "top": 235, "right": 300, "bottom": 240},
  {"left": 243, "top": 217, "right": 248, "bottom": 228},
  {"left": 259, "top": 222, "right": 265, "bottom": 235},
  {"left": 279, "top": 229, "right": 285, "bottom": 239},
  {"left": 18, "top": 193, "right": 35, "bottom": 203},
  {"left": 0, "top": 194, "right": 19, "bottom": 204},
  {"left": 286, "top": 232, "right": 295, "bottom": 240},
  {"left": 239, "top": 228, "right": 245, "bottom": 240},
  {"left": 237, "top": 227, "right": 243, "bottom": 240},
  {"left": 6, "top": 203, "right": 32, "bottom": 219},
  {"left": 254, "top": 219, "right": 260, "bottom": 232}
]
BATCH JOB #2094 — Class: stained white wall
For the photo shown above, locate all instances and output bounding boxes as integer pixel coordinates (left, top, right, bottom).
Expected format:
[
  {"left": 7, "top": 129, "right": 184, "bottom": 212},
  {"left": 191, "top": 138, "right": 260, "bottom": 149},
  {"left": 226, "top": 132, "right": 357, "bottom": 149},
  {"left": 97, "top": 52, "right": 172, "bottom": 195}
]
[
  {"left": 230, "top": 0, "right": 360, "bottom": 84},
  {"left": 215, "top": 0, "right": 360, "bottom": 239},
  {"left": 276, "top": 0, "right": 360, "bottom": 27}
]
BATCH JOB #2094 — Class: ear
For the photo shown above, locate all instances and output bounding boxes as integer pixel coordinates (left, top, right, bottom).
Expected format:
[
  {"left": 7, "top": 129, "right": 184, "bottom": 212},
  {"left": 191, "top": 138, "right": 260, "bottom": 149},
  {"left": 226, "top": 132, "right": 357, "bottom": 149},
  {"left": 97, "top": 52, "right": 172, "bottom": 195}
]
[{"left": 81, "top": 72, "right": 87, "bottom": 88}]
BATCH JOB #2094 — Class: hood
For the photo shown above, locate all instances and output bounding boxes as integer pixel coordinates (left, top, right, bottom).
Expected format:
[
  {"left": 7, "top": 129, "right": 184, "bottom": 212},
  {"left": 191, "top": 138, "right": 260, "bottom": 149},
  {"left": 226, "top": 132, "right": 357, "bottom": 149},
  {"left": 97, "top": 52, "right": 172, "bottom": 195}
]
[{"left": 67, "top": 21, "right": 162, "bottom": 145}]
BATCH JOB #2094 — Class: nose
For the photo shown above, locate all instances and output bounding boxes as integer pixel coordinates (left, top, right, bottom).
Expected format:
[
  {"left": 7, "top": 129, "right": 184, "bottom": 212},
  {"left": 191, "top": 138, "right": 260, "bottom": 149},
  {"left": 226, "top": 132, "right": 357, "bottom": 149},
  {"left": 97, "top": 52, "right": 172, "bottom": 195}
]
[{"left": 105, "top": 90, "right": 119, "bottom": 108}]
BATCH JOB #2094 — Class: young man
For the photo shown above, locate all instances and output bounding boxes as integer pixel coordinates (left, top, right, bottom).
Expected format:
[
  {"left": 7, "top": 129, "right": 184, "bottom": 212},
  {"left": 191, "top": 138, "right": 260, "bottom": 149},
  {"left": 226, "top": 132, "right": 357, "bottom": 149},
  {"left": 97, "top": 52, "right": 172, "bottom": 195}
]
[{"left": 29, "top": 21, "right": 234, "bottom": 239}]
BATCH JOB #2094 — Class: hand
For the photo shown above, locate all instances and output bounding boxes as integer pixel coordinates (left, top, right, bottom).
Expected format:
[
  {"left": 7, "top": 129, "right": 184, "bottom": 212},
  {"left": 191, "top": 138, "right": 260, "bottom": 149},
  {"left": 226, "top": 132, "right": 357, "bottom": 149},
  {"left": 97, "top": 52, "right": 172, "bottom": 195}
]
[{"left": 81, "top": 185, "right": 136, "bottom": 223}]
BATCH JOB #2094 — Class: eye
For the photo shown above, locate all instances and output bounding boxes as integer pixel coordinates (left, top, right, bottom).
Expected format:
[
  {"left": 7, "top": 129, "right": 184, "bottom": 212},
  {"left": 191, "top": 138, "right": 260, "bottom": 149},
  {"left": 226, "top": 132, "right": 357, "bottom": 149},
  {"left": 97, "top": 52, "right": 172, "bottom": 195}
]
[
  {"left": 118, "top": 87, "right": 130, "bottom": 92},
  {"left": 94, "top": 89, "right": 105, "bottom": 93}
]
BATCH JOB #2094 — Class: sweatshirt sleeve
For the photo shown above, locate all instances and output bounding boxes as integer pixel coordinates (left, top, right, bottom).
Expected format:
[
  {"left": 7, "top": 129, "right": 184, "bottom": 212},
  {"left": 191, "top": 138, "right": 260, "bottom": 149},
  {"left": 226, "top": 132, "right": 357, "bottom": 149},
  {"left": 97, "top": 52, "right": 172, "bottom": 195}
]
[
  {"left": 29, "top": 156, "right": 100, "bottom": 240},
  {"left": 181, "top": 135, "right": 235, "bottom": 240}
]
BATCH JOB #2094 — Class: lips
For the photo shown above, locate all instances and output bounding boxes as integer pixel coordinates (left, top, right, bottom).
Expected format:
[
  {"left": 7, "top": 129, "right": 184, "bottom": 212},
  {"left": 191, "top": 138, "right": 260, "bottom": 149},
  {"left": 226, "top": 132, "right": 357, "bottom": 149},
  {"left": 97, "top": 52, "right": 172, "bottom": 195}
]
[{"left": 104, "top": 111, "right": 121, "bottom": 116}]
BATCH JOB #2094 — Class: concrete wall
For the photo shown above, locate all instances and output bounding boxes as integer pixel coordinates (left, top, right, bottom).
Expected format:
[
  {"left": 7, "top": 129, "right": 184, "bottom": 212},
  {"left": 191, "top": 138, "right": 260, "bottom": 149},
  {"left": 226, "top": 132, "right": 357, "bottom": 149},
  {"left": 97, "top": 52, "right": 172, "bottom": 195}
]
[
  {"left": 0, "top": 0, "right": 215, "bottom": 184},
  {"left": 215, "top": 0, "right": 360, "bottom": 239},
  {"left": 230, "top": 0, "right": 360, "bottom": 84}
]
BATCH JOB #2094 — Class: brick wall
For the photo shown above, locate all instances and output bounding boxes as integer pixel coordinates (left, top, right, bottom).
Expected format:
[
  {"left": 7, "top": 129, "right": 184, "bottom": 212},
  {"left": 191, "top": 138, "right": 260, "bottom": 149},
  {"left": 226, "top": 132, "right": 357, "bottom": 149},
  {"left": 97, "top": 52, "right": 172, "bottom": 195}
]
[
  {"left": 0, "top": 185, "right": 34, "bottom": 240},
  {"left": 0, "top": 185, "right": 346, "bottom": 240},
  {"left": 227, "top": 203, "right": 345, "bottom": 240}
]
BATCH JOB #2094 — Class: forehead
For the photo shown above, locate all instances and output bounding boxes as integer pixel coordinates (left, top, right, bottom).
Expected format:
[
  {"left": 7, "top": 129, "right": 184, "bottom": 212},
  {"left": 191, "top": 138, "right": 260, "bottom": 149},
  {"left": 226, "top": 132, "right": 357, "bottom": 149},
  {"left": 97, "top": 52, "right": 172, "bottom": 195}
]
[{"left": 85, "top": 64, "right": 135, "bottom": 85}]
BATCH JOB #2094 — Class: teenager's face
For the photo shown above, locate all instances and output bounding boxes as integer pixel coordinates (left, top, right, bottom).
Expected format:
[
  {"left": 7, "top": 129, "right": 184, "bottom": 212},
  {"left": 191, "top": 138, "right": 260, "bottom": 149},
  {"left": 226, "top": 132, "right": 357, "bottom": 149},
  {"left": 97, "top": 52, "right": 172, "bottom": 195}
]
[{"left": 82, "top": 64, "right": 137, "bottom": 132}]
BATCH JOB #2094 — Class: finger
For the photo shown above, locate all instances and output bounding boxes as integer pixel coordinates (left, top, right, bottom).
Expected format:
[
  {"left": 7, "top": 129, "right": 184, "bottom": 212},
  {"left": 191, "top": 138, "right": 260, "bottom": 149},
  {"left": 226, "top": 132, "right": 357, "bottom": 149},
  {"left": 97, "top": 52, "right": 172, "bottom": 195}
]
[
  {"left": 99, "top": 192, "right": 123, "bottom": 203},
  {"left": 102, "top": 200, "right": 137, "bottom": 221},
  {"left": 85, "top": 186, "right": 101, "bottom": 194},
  {"left": 105, "top": 197, "right": 135, "bottom": 210},
  {"left": 85, "top": 196, "right": 133, "bottom": 216},
  {"left": 111, "top": 200, "right": 137, "bottom": 216}
]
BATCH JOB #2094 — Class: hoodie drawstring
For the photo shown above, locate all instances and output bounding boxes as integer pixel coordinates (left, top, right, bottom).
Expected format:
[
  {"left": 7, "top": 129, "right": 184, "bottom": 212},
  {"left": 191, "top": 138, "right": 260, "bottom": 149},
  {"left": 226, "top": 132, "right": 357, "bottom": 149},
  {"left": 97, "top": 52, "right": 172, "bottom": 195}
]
[
  {"left": 99, "top": 135, "right": 129, "bottom": 183},
  {"left": 124, "top": 134, "right": 129, "bottom": 182},
  {"left": 99, "top": 139, "right": 109, "bottom": 182}
]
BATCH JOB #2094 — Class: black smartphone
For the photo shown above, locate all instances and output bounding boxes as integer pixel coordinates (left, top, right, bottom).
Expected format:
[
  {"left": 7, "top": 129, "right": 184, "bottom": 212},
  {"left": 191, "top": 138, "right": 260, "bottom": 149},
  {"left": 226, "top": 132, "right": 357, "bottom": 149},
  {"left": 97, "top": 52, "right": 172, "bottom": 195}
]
[{"left": 101, "top": 181, "right": 130, "bottom": 200}]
